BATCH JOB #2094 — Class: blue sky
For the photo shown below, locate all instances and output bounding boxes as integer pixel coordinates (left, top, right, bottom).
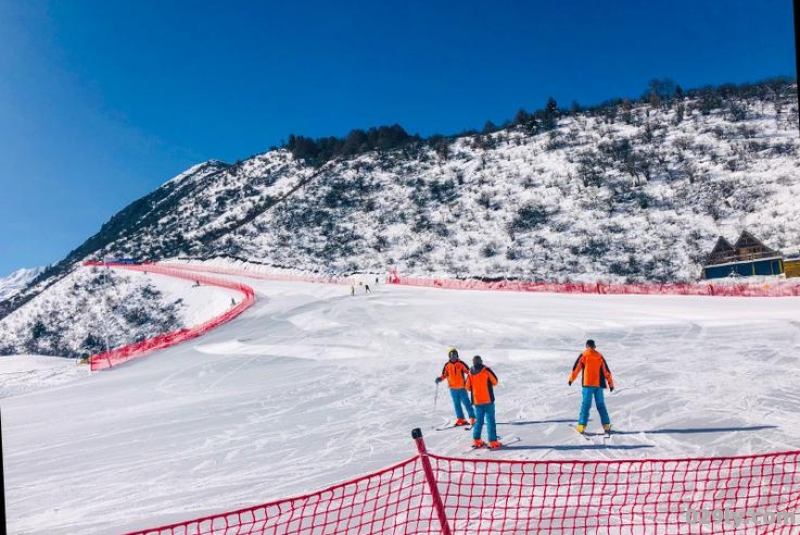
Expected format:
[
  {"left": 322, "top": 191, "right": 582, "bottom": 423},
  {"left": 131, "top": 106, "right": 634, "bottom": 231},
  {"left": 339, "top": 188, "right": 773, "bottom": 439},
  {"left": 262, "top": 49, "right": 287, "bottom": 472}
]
[{"left": 0, "top": 0, "right": 796, "bottom": 277}]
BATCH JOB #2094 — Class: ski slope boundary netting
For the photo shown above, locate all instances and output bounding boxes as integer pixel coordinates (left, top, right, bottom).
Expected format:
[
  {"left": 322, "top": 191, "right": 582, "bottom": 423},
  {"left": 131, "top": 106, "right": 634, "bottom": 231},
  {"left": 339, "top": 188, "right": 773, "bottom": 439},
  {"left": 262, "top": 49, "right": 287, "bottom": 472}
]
[
  {"left": 82, "top": 262, "right": 255, "bottom": 371},
  {"left": 157, "top": 261, "right": 800, "bottom": 297},
  {"left": 157, "top": 261, "right": 352, "bottom": 285},
  {"left": 390, "top": 276, "right": 800, "bottom": 298},
  {"left": 426, "top": 451, "right": 800, "bottom": 535},
  {"left": 126, "top": 436, "right": 800, "bottom": 535}
]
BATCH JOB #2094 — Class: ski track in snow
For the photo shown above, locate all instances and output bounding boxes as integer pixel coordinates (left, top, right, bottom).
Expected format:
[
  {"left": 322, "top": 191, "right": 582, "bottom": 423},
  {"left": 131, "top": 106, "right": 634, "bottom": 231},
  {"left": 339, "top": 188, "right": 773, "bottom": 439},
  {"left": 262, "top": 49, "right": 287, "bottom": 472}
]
[{"left": 1, "top": 275, "right": 800, "bottom": 534}]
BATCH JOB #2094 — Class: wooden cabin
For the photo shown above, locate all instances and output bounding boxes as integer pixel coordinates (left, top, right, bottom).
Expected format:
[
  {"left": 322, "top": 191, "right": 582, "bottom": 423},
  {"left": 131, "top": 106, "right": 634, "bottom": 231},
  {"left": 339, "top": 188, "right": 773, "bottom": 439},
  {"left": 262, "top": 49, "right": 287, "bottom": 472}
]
[{"left": 702, "top": 231, "right": 784, "bottom": 279}]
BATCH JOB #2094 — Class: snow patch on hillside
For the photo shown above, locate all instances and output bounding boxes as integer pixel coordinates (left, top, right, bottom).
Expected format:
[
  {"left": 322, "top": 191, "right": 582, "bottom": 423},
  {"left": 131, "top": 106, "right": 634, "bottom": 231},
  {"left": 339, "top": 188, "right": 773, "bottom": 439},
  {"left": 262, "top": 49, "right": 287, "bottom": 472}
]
[
  {"left": 0, "top": 266, "right": 240, "bottom": 359},
  {"left": 162, "top": 160, "right": 228, "bottom": 186}
]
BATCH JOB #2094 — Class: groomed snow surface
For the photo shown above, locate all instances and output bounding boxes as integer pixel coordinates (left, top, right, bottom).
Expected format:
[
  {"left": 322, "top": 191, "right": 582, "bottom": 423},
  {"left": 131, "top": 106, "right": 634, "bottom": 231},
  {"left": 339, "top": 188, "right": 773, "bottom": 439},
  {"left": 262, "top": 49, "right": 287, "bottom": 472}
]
[{"left": 2, "top": 272, "right": 799, "bottom": 534}]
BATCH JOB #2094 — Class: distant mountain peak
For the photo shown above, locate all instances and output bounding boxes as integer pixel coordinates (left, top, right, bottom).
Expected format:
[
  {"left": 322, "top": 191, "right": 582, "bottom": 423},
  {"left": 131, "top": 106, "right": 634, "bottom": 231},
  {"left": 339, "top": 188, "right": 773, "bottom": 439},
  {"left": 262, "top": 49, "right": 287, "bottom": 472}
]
[{"left": 0, "top": 267, "right": 46, "bottom": 301}]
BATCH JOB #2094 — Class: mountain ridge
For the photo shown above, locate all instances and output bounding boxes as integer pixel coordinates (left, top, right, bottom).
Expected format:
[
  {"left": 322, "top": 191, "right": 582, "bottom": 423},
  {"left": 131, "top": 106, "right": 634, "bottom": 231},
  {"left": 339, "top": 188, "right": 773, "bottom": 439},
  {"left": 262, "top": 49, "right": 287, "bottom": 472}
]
[{"left": 1, "top": 78, "right": 798, "bottom": 356}]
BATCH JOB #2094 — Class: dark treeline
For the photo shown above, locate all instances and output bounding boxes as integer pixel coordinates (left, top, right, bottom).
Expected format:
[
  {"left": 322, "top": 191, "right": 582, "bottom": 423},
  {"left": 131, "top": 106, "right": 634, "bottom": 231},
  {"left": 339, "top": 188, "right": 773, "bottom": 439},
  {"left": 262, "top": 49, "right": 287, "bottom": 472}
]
[
  {"left": 284, "top": 76, "right": 796, "bottom": 166},
  {"left": 285, "top": 124, "right": 423, "bottom": 166}
]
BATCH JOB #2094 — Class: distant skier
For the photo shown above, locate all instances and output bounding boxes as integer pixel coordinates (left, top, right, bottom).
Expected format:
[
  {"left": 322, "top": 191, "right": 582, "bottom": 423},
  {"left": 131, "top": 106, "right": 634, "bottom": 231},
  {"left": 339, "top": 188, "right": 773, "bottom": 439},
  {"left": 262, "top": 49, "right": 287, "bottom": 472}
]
[
  {"left": 350, "top": 285, "right": 355, "bottom": 296},
  {"left": 365, "top": 284, "right": 371, "bottom": 293},
  {"left": 435, "top": 347, "right": 475, "bottom": 427},
  {"left": 568, "top": 339, "right": 615, "bottom": 434},
  {"left": 466, "top": 355, "right": 501, "bottom": 449}
]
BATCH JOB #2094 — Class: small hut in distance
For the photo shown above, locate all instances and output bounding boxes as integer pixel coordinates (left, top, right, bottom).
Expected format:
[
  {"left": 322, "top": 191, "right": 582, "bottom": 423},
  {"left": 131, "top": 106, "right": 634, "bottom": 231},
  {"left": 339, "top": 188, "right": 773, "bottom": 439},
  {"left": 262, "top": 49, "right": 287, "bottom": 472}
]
[{"left": 702, "top": 230, "right": 784, "bottom": 279}]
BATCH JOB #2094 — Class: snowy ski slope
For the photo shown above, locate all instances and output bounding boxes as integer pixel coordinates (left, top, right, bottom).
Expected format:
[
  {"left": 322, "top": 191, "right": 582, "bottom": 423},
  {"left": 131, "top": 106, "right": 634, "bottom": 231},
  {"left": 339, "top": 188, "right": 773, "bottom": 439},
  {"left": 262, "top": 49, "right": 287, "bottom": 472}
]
[{"left": 2, "top": 271, "right": 799, "bottom": 534}]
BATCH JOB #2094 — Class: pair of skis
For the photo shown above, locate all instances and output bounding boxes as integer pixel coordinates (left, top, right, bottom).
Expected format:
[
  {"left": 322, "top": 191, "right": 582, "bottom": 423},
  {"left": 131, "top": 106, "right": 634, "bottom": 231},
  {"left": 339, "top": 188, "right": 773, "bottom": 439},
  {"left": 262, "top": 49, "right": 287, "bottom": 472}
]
[
  {"left": 464, "top": 436, "right": 521, "bottom": 452},
  {"left": 435, "top": 422, "right": 519, "bottom": 451},
  {"left": 570, "top": 425, "right": 612, "bottom": 444},
  {"left": 434, "top": 422, "right": 472, "bottom": 431}
]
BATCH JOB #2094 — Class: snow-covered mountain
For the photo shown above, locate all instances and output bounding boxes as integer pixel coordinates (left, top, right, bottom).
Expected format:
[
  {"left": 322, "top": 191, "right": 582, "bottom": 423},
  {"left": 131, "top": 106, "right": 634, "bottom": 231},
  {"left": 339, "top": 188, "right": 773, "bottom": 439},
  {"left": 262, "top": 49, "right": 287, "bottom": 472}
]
[
  {"left": 0, "top": 267, "right": 45, "bottom": 301},
  {"left": 1, "top": 78, "right": 798, "bottom": 356},
  {"left": 71, "top": 79, "right": 800, "bottom": 284}
]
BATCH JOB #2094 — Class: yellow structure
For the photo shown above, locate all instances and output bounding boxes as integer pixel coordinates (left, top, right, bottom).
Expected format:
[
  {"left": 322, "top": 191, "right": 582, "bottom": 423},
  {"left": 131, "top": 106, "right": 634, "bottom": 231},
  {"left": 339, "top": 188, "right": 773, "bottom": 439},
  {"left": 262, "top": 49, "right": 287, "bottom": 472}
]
[{"left": 785, "top": 259, "right": 800, "bottom": 278}]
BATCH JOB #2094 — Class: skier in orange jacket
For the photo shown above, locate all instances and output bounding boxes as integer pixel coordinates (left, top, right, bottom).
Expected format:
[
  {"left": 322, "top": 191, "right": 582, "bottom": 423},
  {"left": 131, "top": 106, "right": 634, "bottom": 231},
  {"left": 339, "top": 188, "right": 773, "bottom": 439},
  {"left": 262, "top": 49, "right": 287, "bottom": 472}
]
[
  {"left": 568, "top": 339, "right": 615, "bottom": 434},
  {"left": 436, "top": 347, "right": 475, "bottom": 426},
  {"left": 466, "top": 355, "right": 501, "bottom": 449}
]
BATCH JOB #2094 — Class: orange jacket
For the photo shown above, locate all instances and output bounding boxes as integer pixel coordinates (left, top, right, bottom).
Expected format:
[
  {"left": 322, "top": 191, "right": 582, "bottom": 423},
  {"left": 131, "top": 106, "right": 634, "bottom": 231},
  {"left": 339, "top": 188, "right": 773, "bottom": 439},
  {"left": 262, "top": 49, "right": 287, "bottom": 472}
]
[
  {"left": 466, "top": 366, "right": 498, "bottom": 405},
  {"left": 569, "top": 348, "right": 614, "bottom": 389},
  {"left": 439, "top": 360, "right": 470, "bottom": 389}
]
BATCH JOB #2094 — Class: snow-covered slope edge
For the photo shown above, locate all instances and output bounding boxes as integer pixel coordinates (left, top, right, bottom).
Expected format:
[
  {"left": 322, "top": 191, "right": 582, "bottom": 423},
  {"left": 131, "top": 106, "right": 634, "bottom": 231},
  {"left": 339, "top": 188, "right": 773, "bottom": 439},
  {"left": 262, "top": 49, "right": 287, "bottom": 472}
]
[
  {"left": 0, "top": 355, "right": 91, "bottom": 398},
  {"left": 0, "top": 266, "right": 239, "bottom": 359},
  {"left": 87, "top": 263, "right": 254, "bottom": 370},
  {"left": 163, "top": 256, "right": 800, "bottom": 297}
]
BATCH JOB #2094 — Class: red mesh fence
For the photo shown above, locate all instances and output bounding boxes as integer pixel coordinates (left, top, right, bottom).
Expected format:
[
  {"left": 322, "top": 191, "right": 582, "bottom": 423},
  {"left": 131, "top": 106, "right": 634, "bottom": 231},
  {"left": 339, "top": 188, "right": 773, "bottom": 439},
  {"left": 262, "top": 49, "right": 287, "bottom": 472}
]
[
  {"left": 83, "top": 262, "right": 255, "bottom": 371},
  {"left": 429, "top": 450, "right": 800, "bottom": 535},
  {"left": 390, "top": 276, "right": 800, "bottom": 298},
  {"left": 123, "top": 457, "right": 441, "bottom": 535},
  {"left": 155, "top": 262, "right": 800, "bottom": 298},
  {"left": 125, "top": 438, "right": 800, "bottom": 535},
  {"left": 155, "top": 262, "right": 352, "bottom": 286},
  {"left": 131, "top": 262, "right": 800, "bottom": 297}
]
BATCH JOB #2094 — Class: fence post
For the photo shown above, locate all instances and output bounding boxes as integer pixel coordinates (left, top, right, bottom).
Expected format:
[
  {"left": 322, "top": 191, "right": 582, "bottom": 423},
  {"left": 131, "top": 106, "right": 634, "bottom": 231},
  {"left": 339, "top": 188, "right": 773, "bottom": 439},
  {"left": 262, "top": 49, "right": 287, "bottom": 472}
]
[{"left": 411, "top": 428, "right": 452, "bottom": 535}]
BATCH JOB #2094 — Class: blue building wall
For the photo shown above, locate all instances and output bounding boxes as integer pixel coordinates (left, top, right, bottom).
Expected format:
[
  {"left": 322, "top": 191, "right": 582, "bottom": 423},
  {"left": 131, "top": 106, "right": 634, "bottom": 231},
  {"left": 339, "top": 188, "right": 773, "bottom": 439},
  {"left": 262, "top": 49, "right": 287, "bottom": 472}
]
[{"left": 703, "top": 258, "right": 784, "bottom": 279}]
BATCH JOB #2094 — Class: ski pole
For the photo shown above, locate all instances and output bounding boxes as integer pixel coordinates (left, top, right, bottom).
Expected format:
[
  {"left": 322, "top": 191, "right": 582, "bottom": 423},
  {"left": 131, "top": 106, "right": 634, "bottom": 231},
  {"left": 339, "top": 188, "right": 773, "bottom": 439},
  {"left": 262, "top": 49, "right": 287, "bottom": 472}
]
[{"left": 433, "top": 381, "right": 440, "bottom": 415}]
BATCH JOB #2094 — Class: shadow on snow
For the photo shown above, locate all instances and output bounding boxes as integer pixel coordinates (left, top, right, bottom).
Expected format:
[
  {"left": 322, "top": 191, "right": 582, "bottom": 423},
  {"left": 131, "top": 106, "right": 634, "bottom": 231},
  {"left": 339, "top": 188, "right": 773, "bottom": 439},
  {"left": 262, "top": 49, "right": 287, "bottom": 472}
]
[
  {"left": 610, "top": 425, "right": 778, "bottom": 435},
  {"left": 500, "top": 444, "right": 655, "bottom": 451}
]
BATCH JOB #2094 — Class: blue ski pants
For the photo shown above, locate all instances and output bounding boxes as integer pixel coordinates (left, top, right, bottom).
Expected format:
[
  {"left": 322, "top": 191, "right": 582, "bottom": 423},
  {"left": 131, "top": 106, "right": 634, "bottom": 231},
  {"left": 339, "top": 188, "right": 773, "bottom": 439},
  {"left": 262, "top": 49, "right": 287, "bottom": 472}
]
[
  {"left": 449, "top": 388, "right": 475, "bottom": 420},
  {"left": 578, "top": 386, "right": 611, "bottom": 426},
  {"left": 472, "top": 402, "right": 497, "bottom": 442}
]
